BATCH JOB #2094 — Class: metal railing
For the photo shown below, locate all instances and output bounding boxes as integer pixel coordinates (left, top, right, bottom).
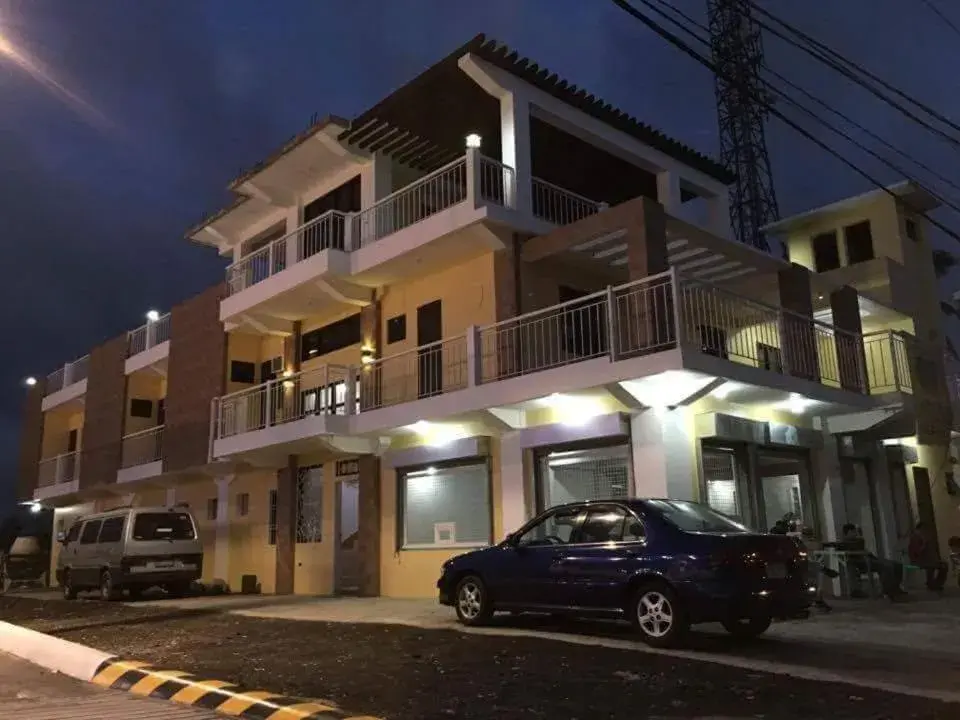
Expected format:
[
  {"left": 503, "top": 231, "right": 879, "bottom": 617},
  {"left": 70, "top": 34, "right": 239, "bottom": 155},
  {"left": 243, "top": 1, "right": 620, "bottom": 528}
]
[
  {"left": 478, "top": 155, "right": 516, "bottom": 208},
  {"left": 121, "top": 425, "right": 164, "bottom": 468},
  {"left": 531, "top": 177, "right": 603, "bottom": 226},
  {"left": 38, "top": 451, "right": 79, "bottom": 488},
  {"left": 298, "top": 210, "right": 348, "bottom": 259},
  {"left": 45, "top": 355, "right": 89, "bottom": 396},
  {"left": 128, "top": 313, "right": 171, "bottom": 357},
  {"left": 215, "top": 365, "right": 354, "bottom": 440},
  {"left": 863, "top": 330, "right": 914, "bottom": 394},
  {"left": 226, "top": 235, "right": 287, "bottom": 296},
  {"left": 359, "top": 336, "right": 469, "bottom": 410}
]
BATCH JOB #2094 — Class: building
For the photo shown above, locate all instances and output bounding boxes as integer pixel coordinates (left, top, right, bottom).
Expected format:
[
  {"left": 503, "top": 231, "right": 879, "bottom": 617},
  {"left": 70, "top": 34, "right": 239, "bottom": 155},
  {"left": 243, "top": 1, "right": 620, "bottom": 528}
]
[{"left": 17, "top": 34, "right": 960, "bottom": 599}]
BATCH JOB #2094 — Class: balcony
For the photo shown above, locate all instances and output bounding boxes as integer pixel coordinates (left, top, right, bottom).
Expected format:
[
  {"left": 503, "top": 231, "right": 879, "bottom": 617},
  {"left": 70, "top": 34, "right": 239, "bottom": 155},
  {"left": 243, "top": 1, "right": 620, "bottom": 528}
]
[
  {"left": 35, "top": 451, "right": 80, "bottom": 500},
  {"left": 117, "top": 426, "right": 164, "bottom": 484},
  {"left": 126, "top": 312, "right": 171, "bottom": 374},
  {"left": 211, "top": 269, "right": 882, "bottom": 458},
  {"left": 219, "top": 151, "right": 527, "bottom": 328},
  {"left": 816, "top": 257, "right": 914, "bottom": 317},
  {"left": 862, "top": 331, "right": 913, "bottom": 396},
  {"left": 42, "top": 356, "right": 89, "bottom": 412}
]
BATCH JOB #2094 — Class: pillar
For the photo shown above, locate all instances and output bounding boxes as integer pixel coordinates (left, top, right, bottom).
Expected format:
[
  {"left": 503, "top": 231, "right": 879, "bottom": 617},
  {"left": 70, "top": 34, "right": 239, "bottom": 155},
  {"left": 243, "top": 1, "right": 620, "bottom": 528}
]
[
  {"left": 867, "top": 444, "right": 900, "bottom": 559},
  {"left": 212, "top": 475, "right": 233, "bottom": 586},
  {"left": 499, "top": 432, "right": 527, "bottom": 538},
  {"left": 814, "top": 428, "right": 846, "bottom": 595},
  {"left": 285, "top": 202, "right": 302, "bottom": 267},
  {"left": 274, "top": 456, "right": 298, "bottom": 595},
  {"left": 629, "top": 409, "right": 695, "bottom": 500},
  {"left": 500, "top": 92, "right": 532, "bottom": 215},
  {"left": 830, "top": 285, "right": 866, "bottom": 392},
  {"left": 620, "top": 197, "right": 671, "bottom": 357},
  {"left": 778, "top": 263, "right": 820, "bottom": 381},
  {"left": 492, "top": 233, "right": 524, "bottom": 379},
  {"left": 360, "top": 153, "right": 392, "bottom": 209},
  {"left": 356, "top": 455, "right": 381, "bottom": 597},
  {"left": 655, "top": 171, "right": 682, "bottom": 215},
  {"left": 165, "top": 487, "right": 176, "bottom": 507},
  {"left": 359, "top": 301, "right": 382, "bottom": 411}
]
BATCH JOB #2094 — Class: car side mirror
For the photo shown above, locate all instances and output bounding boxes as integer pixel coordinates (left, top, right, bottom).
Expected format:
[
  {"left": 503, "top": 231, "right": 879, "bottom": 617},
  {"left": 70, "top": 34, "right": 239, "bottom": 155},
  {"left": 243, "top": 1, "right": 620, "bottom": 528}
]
[{"left": 56, "top": 532, "right": 66, "bottom": 544}]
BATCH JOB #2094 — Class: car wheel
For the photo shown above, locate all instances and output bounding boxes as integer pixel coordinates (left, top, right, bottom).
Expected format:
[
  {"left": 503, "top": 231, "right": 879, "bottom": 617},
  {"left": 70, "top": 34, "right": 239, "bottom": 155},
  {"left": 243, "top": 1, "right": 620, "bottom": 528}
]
[
  {"left": 454, "top": 575, "right": 493, "bottom": 626},
  {"left": 721, "top": 613, "right": 772, "bottom": 639},
  {"left": 630, "top": 582, "right": 688, "bottom": 648},
  {"left": 99, "top": 570, "right": 117, "bottom": 601},
  {"left": 61, "top": 571, "right": 77, "bottom": 600}
]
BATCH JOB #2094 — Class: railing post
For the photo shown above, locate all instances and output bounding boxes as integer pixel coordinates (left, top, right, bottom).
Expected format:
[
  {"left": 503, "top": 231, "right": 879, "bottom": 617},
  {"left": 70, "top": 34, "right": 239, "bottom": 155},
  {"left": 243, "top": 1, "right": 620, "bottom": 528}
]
[
  {"left": 146, "top": 319, "right": 157, "bottom": 350},
  {"left": 777, "top": 311, "right": 792, "bottom": 376},
  {"left": 55, "top": 454, "right": 64, "bottom": 485},
  {"left": 466, "top": 325, "right": 480, "bottom": 386},
  {"left": 669, "top": 268, "right": 681, "bottom": 349},
  {"left": 63, "top": 362, "right": 73, "bottom": 387},
  {"left": 344, "top": 213, "right": 355, "bottom": 252},
  {"left": 345, "top": 367, "right": 357, "bottom": 416},
  {"left": 208, "top": 398, "right": 218, "bottom": 462},
  {"left": 465, "top": 148, "right": 480, "bottom": 208},
  {"left": 604, "top": 287, "right": 617, "bottom": 361},
  {"left": 890, "top": 331, "right": 902, "bottom": 392},
  {"left": 265, "top": 381, "right": 273, "bottom": 428}
]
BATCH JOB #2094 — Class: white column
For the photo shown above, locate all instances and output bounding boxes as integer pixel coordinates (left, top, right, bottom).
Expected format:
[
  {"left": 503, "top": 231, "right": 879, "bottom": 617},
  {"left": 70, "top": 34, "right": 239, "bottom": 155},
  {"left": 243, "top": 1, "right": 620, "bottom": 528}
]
[
  {"left": 213, "top": 475, "right": 234, "bottom": 585},
  {"left": 656, "top": 171, "right": 682, "bottom": 215},
  {"left": 361, "top": 153, "right": 392, "bottom": 208},
  {"left": 285, "top": 203, "right": 301, "bottom": 267},
  {"left": 629, "top": 409, "right": 695, "bottom": 500},
  {"left": 815, "top": 429, "right": 846, "bottom": 544},
  {"left": 869, "top": 444, "right": 900, "bottom": 559},
  {"left": 500, "top": 92, "right": 532, "bottom": 215},
  {"left": 165, "top": 487, "right": 176, "bottom": 508},
  {"left": 499, "top": 432, "right": 527, "bottom": 539}
]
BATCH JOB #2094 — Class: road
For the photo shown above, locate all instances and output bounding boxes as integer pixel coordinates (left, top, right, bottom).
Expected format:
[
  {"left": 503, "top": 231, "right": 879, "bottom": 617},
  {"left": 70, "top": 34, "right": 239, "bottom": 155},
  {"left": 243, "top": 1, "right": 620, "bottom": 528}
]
[{"left": 0, "top": 651, "right": 219, "bottom": 720}]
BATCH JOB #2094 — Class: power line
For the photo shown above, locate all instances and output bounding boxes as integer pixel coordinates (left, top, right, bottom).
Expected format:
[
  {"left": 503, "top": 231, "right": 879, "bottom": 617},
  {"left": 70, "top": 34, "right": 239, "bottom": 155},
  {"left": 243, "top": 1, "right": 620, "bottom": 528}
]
[
  {"left": 917, "top": 0, "right": 960, "bottom": 42},
  {"left": 607, "top": 0, "right": 960, "bottom": 247}
]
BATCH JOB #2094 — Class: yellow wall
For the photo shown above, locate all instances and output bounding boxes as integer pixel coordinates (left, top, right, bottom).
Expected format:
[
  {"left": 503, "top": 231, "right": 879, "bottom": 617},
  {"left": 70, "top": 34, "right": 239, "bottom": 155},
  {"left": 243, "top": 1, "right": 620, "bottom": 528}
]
[
  {"left": 227, "top": 470, "right": 278, "bottom": 594},
  {"left": 175, "top": 479, "right": 220, "bottom": 584},
  {"left": 124, "top": 372, "right": 166, "bottom": 435},
  {"left": 40, "top": 407, "right": 84, "bottom": 458}
]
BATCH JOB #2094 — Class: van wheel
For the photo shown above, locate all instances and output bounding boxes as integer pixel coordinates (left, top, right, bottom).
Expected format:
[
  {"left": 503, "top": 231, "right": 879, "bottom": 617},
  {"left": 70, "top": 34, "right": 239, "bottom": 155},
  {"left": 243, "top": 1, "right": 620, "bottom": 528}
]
[
  {"left": 630, "top": 581, "right": 689, "bottom": 648},
  {"left": 62, "top": 571, "right": 77, "bottom": 600},
  {"left": 99, "top": 570, "right": 118, "bottom": 601}
]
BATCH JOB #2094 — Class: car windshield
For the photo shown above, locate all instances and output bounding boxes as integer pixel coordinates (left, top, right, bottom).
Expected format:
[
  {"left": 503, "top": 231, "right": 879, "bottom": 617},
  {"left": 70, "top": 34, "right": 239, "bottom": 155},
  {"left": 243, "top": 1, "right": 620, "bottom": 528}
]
[
  {"left": 132, "top": 512, "right": 196, "bottom": 541},
  {"left": 646, "top": 500, "right": 751, "bottom": 534}
]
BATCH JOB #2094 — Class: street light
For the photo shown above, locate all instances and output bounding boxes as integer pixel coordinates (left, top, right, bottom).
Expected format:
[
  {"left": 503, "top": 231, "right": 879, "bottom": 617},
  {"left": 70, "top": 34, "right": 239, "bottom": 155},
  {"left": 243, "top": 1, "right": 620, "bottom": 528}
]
[
  {"left": 145, "top": 310, "right": 160, "bottom": 322},
  {"left": 24, "top": 376, "right": 37, "bottom": 387}
]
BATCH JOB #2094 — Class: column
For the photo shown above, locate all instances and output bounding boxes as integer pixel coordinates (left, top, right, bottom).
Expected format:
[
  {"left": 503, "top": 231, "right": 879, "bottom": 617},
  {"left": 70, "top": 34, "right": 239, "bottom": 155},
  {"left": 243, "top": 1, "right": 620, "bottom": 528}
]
[
  {"left": 655, "top": 171, "right": 682, "bottom": 215},
  {"left": 814, "top": 428, "right": 845, "bottom": 596},
  {"left": 213, "top": 475, "right": 233, "bottom": 586},
  {"left": 359, "top": 302, "right": 381, "bottom": 410},
  {"left": 274, "top": 456, "right": 298, "bottom": 595},
  {"left": 830, "top": 285, "right": 866, "bottom": 392},
  {"left": 165, "top": 487, "right": 176, "bottom": 507},
  {"left": 621, "top": 197, "right": 671, "bottom": 357},
  {"left": 868, "top": 443, "right": 900, "bottom": 559},
  {"left": 285, "top": 203, "right": 302, "bottom": 268},
  {"left": 360, "top": 152, "right": 392, "bottom": 208},
  {"left": 629, "top": 409, "right": 695, "bottom": 501},
  {"left": 499, "top": 432, "right": 527, "bottom": 539},
  {"left": 500, "top": 92, "right": 532, "bottom": 215},
  {"left": 356, "top": 455, "right": 381, "bottom": 597},
  {"left": 778, "top": 263, "right": 819, "bottom": 381}
]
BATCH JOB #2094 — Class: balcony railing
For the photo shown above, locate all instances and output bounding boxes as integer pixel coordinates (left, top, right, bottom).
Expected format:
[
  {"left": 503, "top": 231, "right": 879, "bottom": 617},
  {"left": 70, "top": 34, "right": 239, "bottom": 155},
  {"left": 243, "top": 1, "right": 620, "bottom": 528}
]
[
  {"left": 863, "top": 330, "right": 913, "bottom": 394},
  {"left": 215, "top": 365, "right": 355, "bottom": 440},
  {"left": 531, "top": 177, "right": 604, "bottom": 226},
  {"left": 359, "top": 337, "right": 470, "bottom": 411},
  {"left": 44, "top": 355, "right": 89, "bottom": 396},
  {"left": 121, "top": 425, "right": 164, "bottom": 468},
  {"left": 38, "top": 451, "right": 79, "bottom": 488},
  {"left": 128, "top": 313, "right": 171, "bottom": 357}
]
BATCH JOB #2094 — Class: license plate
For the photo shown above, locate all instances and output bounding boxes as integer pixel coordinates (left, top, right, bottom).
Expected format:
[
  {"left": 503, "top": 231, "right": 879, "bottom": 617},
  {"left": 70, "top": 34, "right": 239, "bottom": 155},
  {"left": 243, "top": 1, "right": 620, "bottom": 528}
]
[
  {"left": 765, "top": 562, "right": 787, "bottom": 579},
  {"left": 150, "top": 561, "right": 175, "bottom": 569}
]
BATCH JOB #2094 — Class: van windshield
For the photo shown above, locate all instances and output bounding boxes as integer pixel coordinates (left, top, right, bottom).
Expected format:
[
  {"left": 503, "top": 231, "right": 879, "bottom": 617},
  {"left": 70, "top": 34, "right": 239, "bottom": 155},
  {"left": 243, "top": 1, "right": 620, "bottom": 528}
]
[{"left": 132, "top": 512, "right": 196, "bottom": 541}]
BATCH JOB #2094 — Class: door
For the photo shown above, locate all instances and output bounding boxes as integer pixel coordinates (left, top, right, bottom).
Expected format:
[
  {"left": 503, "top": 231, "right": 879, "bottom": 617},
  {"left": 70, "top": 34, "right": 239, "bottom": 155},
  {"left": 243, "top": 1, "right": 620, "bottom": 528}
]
[
  {"left": 67, "top": 429, "right": 78, "bottom": 453},
  {"left": 334, "top": 478, "right": 361, "bottom": 594},
  {"left": 417, "top": 300, "right": 442, "bottom": 399},
  {"left": 494, "top": 506, "right": 584, "bottom": 609},
  {"left": 913, "top": 467, "right": 941, "bottom": 561}
]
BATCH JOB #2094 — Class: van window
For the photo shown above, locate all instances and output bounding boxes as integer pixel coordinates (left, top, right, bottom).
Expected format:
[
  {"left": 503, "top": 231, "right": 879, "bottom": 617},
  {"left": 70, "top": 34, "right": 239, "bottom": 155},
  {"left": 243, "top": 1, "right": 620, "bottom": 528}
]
[
  {"left": 79, "top": 520, "right": 102, "bottom": 544},
  {"left": 65, "top": 523, "right": 81, "bottom": 544},
  {"left": 98, "top": 517, "right": 125, "bottom": 543},
  {"left": 132, "top": 512, "right": 196, "bottom": 541}
]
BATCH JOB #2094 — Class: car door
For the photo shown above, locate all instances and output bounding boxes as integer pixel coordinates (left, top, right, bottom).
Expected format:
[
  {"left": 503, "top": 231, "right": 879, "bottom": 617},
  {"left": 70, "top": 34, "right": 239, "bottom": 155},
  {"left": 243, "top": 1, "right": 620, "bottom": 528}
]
[
  {"left": 560, "top": 505, "right": 648, "bottom": 613},
  {"left": 97, "top": 516, "right": 125, "bottom": 577},
  {"left": 59, "top": 522, "right": 82, "bottom": 577},
  {"left": 76, "top": 519, "right": 102, "bottom": 586},
  {"left": 494, "top": 506, "right": 585, "bottom": 610}
]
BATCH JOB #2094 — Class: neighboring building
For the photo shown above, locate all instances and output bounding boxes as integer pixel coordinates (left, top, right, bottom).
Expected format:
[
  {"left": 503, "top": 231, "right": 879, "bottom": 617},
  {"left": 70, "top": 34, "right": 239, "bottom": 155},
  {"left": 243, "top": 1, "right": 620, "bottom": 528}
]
[{"left": 16, "top": 35, "right": 959, "bottom": 599}]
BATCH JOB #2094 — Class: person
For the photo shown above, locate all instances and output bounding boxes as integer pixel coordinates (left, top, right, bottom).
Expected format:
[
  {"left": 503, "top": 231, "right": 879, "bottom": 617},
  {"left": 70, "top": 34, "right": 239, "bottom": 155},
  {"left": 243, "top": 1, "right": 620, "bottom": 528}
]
[
  {"left": 826, "top": 523, "right": 907, "bottom": 601},
  {"left": 908, "top": 522, "right": 947, "bottom": 591}
]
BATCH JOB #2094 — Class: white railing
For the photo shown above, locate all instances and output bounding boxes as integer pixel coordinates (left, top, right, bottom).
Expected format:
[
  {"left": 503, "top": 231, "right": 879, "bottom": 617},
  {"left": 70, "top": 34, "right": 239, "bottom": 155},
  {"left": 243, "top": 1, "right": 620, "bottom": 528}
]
[
  {"left": 128, "top": 312, "right": 171, "bottom": 357},
  {"left": 215, "top": 364, "right": 355, "bottom": 440},
  {"left": 478, "top": 155, "right": 516, "bottom": 209},
  {"left": 863, "top": 330, "right": 913, "bottom": 394},
  {"left": 44, "top": 355, "right": 89, "bottom": 396},
  {"left": 532, "top": 177, "right": 603, "bottom": 226},
  {"left": 121, "top": 425, "right": 164, "bottom": 468},
  {"left": 226, "top": 235, "right": 287, "bottom": 296},
  {"left": 38, "top": 451, "right": 79, "bottom": 488},
  {"left": 359, "top": 336, "right": 469, "bottom": 410}
]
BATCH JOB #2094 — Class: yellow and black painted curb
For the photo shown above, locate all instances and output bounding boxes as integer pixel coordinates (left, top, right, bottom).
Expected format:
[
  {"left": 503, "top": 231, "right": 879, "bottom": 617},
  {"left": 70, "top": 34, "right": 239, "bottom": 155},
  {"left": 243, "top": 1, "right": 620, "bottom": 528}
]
[{"left": 92, "top": 658, "right": 379, "bottom": 720}]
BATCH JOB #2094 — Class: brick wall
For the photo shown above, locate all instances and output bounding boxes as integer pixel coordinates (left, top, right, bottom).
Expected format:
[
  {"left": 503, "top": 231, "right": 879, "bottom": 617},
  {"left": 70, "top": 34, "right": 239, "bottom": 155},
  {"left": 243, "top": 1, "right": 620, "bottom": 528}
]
[
  {"left": 16, "top": 380, "right": 46, "bottom": 500},
  {"left": 80, "top": 334, "right": 129, "bottom": 489},
  {"left": 164, "top": 283, "right": 227, "bottom": 473},
  {"left": 356, "top": 454, "right": 381, "bottom": 596}
]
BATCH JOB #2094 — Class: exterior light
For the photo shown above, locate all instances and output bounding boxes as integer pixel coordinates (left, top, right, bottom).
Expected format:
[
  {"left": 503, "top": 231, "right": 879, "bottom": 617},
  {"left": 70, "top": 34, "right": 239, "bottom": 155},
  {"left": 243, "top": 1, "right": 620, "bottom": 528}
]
[
  {"left": 24, "top": 376, "right": 37, "bottom": 387},
  {"left": 465, "top": 133, "right": 482, "bottom": 149},
  {"left": 360, "top": 346, "right": 375, "bottom": 365},
  {"left": 146, "top": 310, "right": 160, "bottom": 322}
]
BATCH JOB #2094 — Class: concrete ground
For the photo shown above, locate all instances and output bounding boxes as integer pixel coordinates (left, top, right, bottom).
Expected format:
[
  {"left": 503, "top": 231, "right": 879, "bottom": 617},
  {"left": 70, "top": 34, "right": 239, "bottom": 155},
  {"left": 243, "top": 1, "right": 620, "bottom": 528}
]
[{"left": 0, "top": 651, "right": 219, "bottom": 720}]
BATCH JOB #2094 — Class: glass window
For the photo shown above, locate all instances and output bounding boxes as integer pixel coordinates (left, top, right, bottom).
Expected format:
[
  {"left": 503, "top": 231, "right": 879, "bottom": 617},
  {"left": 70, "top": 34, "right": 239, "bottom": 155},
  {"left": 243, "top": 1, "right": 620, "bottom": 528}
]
[
  {"left": 297, "top": 466, "right": 323, "bottom": 543},
  {"left": 574, "top": 506, "right": 644, "bottom": 544},
  {"left": 401, "top": 462, "right": 490, "bottom": 548},
  {"left": 79, "top": 520, "right": 102, "bottom": 544},
  {"left": 236, "top": 493, "right": 250, "bottom": 517},
  {"left": 812, "top": 230, "right": 840, "bottom": 272},
  {"left": 98, "top": 517, "right": 125, "bottom": 543},
  {"left": 702, "top": 447, "right": 743, "bottom": 520},
  {"left": 538, "top": 445, "right": 631, "bottom": 510},
  {"left": 517, "top": 506, "right": 583, "bottom": 546},
  {"left": 65, "top": 522, "right": 81, "bottom": 544},
  {"left": 132, "top": 512, "right": 196, "bottom": 541},
  {"left": 844, "top": 221, "right": 874, "bottom": 265},
  {"left": 646, "top": 500, "right": 751, "bottom": 534}
]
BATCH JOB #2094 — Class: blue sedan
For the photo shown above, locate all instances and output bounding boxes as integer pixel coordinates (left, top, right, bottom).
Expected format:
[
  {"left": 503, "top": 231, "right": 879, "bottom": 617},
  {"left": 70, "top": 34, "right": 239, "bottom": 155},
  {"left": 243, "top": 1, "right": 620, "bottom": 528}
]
[{"left": 438, "top": 499, "right": 813, "bottom": 647}]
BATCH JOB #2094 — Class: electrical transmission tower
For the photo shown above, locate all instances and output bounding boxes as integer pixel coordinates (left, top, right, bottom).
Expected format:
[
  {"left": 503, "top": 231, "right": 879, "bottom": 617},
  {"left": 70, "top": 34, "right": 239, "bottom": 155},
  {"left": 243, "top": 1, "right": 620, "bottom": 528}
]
[{"left": 706, "top": 0, "right": 779, "bottom": 252}]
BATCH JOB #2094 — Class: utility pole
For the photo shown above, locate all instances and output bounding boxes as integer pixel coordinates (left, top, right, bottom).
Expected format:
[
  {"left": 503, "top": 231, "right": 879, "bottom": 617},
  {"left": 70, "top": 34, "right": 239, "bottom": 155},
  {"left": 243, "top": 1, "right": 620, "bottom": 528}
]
[{"left": 706, "top": 0, "right": 779, "bottom": 252}]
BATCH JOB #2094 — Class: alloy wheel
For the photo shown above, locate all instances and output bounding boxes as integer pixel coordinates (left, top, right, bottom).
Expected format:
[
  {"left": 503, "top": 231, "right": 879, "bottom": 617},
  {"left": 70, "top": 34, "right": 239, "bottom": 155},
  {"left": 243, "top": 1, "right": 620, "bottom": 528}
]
[
  {"left": 636, "top": 590, "right": 673, "bottom": 638},
  {"left": 457, "top": 581, "right": 483, "bottom": 620}
]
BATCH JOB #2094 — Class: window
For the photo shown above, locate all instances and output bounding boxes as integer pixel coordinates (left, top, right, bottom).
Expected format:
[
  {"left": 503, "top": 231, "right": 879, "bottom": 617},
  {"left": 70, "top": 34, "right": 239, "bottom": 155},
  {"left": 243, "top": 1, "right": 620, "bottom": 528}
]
[
  {"left": 260, "top": 359, "right": 281, "bottom": 383},
  {"left": 230, "top": 360, "right": 256, "bottom": 384},
  {"left": 268, "top": 490, "right": 278, "bottom": 545},
  {"left": 538, "top": 445, "right": 631, "bottom": 510},
  {"left": 387, "top": 314, "right": 407, "bottom": 344},
  {"left": 301, "top": 379, "right": 353, "bottom": 416},
  {"left": 132, "top": 512, "right": 196, "bottom": 541},
  {"left": 237, "top": 493, "right": 250, "bottom": 517},
  {"left": 812, "top": 231, "right": 841, "bottom": 272},
  {"left": 297, "top": 466, "right": 323, "bottom": 543},
  {"left": 301, "top": 314, "right": 362, "bottom": 361},
  {"left": 844, "top": 221, "right": 874, "bottom": 265},
  {"left": 65, "top": 522, "right": 81, "bottom": 544},
  {"left": 905, "top": 217, "right": 919, "bottom": 242},
  {"left": 516, "top": 506, "right": 582, "bottom": 546},
  {"left": 573, "top": 506, "right": 644, "bottom": 544},
  {"left": 79, "top": 520, "right": 102, "bottom": 545},
  {"left": 646, "top": 500, "right": 751, "bottom": 534},
  {"left": 400, "top": 462, "right": 491, "bottom": 548},
  {"left": 98, "top": 517, "right": 125, "bottom": 543},
  {"left": 129, "top": 398, "right": 153, "bottom": 419},
  {"left": 206, "top": 498, "right": 219, "bottom": 521}
]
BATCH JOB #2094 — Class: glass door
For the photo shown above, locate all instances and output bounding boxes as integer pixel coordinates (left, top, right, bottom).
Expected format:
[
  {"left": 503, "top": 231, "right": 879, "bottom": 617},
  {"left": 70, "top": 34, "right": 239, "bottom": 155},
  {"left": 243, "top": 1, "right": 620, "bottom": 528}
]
[{"left": 756, "top": 450, "right": 817, "bottom": 535}]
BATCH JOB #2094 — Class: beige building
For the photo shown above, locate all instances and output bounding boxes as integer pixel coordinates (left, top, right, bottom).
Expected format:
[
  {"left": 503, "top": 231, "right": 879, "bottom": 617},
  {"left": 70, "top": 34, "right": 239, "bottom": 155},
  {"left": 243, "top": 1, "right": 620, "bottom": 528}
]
[{"left": 18, "top": 34, "right": 960, "bottom": 600}]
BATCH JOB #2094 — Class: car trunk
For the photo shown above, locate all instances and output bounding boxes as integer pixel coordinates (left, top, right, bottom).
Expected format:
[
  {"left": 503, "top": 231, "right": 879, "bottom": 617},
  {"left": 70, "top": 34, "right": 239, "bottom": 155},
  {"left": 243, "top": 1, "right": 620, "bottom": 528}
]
[{"left": 693, "top": 532, "right": 807, "bottom": 586}]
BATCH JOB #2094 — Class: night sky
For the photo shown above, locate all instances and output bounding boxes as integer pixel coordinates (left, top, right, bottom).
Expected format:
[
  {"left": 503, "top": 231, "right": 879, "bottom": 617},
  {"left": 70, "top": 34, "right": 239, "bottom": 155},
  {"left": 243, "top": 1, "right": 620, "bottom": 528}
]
[{"left": 2, "top": 0, "right": 958, "bottom": 503}]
